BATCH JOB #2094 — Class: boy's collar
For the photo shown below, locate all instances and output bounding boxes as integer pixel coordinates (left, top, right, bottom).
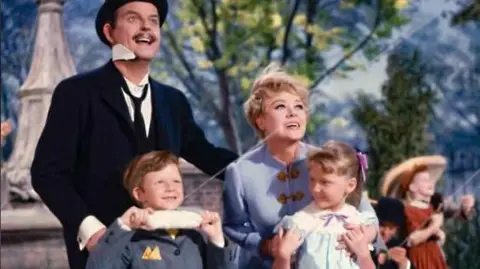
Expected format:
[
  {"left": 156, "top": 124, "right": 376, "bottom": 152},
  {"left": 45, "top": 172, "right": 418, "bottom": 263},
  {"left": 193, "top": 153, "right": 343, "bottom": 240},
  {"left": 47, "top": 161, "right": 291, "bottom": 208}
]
[{"left": 131, "top": 228, "right": 185, "bottom": 242}]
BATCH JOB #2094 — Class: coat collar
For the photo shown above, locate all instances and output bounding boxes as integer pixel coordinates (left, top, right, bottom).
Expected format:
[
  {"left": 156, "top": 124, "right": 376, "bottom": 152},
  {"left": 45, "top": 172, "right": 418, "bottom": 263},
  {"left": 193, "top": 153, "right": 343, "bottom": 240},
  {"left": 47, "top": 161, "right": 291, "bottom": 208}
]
[
  {"left": 97, "top": 60, "right": 172, "bottom": 151},
  {"left": 131, "top": 228, "right": 190, "bottom": 247},
  {"left": 262, "top": 141, "right": 311, "bottom": 169},
  {"left": 98, "top": 60, "right": 135, "bottom": 130}
]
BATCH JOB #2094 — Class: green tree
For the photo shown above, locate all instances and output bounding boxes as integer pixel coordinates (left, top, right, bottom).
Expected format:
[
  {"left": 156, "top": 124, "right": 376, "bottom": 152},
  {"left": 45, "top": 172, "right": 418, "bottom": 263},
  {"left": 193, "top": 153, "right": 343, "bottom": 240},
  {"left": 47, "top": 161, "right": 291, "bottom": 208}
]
[
  {"left": 444, "top": 201, "right": 480, "bottom": 269},
  {"left": 153, "top": 0, "right": 409, "bottom": 153},
  {"left": 451, "top": 0, "right": 480, "bottom": 26},
  {"left": 351, "top": 51, "right": 439, "bottom": 198}
]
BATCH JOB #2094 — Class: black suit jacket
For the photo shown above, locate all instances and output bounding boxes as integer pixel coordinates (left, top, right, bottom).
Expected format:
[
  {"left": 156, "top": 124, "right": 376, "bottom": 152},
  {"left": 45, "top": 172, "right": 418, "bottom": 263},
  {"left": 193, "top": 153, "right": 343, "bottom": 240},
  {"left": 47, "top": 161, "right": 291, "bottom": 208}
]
[{"left": 31, "top": 60, "right": 238, "bottom": 269}]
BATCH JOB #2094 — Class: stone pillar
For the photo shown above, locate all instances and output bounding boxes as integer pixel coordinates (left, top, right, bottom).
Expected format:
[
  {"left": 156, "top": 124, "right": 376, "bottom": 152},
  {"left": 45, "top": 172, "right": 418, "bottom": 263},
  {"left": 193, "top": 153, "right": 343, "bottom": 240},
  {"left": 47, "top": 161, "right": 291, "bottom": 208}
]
[
  {"left": 1, "top": 120, "right": 14, "bottom": 209},
  {"left": 2, "top": 0, "right": 76, "bottom": 202}
]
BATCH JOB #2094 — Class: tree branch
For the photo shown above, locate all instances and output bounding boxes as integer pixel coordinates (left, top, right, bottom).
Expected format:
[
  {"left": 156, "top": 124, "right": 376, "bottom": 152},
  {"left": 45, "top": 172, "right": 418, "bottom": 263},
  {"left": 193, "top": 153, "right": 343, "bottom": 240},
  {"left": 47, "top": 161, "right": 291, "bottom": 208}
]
[
  {"left": 304, "top": 0, "right": 319, "bottom": 65},
  {"left": 210, "top": 0, "right": 217, "bottom": 46},
  {"left": 281, "top": 0, "right": 302, "bottom": 64},
  {"left": 318, "top": 0, "right": 339, "bottom": 9},
  {"left": 266, "top": 37, "right": 276, "bottom": 64},
  {"left": 163, "top": 30, "right": 222, "bottom": 117},
  {"left": 160, "top": 47, "right": 202, "bottom": 101},
  {"left": 188, "top": 0, "right": 241, "bottom": 151},
  {"left": 191, "top": 0, "right": 222, "bottom": 59},
  {"left": 310, "top": 0, "right": 382, "bottom": 90}
]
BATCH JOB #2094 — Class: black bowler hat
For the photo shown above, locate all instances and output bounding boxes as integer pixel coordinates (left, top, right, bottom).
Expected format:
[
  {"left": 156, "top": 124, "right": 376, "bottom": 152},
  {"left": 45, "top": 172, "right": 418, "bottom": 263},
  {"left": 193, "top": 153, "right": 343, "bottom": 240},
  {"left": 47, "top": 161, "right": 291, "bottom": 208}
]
[
  {"left": 375, "top": 197, "right": 405, "bottom": 227},
  {"left": 95, "top": 0, "right": 169, "bottom": 46}
]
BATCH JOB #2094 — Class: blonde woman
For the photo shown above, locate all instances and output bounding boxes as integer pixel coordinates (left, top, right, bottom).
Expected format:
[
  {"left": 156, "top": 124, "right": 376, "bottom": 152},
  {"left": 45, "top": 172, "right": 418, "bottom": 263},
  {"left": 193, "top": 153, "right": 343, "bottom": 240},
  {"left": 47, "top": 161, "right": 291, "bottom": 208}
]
[{"left": 222, "top": 64, "right": 378, "bottom": 269}]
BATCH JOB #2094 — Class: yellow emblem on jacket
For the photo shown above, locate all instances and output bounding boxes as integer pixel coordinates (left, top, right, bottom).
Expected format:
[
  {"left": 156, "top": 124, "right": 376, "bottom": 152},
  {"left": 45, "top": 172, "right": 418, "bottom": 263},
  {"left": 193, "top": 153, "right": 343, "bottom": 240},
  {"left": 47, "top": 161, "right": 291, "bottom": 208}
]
[{"left": 142, "top": 246, "right": 162, "bottom": 260}]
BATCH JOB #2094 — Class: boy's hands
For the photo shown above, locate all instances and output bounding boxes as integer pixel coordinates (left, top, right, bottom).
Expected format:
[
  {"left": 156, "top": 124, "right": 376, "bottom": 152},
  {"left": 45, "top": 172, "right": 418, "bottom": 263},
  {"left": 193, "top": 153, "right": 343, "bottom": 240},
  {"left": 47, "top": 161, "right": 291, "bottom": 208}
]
[
  {"left": 198, "top": 211, "right": 224, "bottom": 246},
  {"left": 120, "top": 206, "right": 155, "bottom": 230},
  {"left": 388, "top": 247, "right": 409, "bottom": 269}
]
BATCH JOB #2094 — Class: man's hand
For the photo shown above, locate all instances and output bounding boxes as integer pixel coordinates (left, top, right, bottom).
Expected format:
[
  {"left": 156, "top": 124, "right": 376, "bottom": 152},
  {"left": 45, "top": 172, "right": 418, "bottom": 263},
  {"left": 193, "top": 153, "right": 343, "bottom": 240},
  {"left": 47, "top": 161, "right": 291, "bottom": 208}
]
[
  {"left": 460, "top": 194, "right": 475, "bottom": 217},
  {"left": 86, "top": 228, "right": 106, "bottom": 252},
  {"left": 388, "top": 247, "right": 409, "bottom": 269},
  {"left": 120, "top": 206, "right": 154, "bottom": 230},
  {"left": 198, "top": 211, "right": 224, "bottom": 245}
]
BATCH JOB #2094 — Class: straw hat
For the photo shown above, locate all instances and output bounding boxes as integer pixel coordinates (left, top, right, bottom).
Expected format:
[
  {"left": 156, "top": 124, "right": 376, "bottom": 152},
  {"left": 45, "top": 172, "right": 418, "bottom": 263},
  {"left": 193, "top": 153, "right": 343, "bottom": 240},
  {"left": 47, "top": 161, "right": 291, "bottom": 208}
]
[{"left": 380, "top": 155, "right": 447, "bottom": 199}]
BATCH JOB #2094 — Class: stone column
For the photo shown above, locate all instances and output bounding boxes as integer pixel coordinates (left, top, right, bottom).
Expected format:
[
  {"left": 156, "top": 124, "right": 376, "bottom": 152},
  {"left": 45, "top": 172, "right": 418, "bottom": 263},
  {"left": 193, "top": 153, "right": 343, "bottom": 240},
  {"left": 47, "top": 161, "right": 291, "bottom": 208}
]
[
  {"left": 1, "top": 121, "right": 13, "bottom": 209},
  {"left": 1, "top": 0, "right": 76, "bottom": 202}
]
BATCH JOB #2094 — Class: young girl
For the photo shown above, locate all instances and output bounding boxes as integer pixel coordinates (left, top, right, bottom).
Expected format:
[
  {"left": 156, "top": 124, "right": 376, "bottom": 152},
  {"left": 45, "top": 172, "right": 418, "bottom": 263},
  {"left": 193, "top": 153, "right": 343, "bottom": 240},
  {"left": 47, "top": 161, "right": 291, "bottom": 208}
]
[{"left": 271, "top": 140, "right": 377, "bottom": 269}]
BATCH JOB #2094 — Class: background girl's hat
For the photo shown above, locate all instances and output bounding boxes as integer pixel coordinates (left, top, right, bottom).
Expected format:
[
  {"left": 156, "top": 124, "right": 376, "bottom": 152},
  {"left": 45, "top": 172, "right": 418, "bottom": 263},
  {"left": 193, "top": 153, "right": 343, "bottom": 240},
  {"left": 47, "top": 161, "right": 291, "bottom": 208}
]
[
  {"left": 95, "top": 0, "right": 169, "bottom": 46},
  {"left": 380, "top": 155, "right": 447, "bottom": 198},
  {"left": 375, "top": 197, "right": 405, "bottom": 227}
]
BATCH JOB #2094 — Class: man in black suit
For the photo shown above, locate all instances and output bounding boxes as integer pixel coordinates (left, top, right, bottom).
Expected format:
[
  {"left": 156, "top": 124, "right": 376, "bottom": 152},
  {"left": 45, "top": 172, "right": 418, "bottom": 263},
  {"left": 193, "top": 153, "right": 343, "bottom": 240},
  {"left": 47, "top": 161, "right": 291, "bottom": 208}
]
[{"left": 30, "top": 1, "right": 237, "bottom": 269}]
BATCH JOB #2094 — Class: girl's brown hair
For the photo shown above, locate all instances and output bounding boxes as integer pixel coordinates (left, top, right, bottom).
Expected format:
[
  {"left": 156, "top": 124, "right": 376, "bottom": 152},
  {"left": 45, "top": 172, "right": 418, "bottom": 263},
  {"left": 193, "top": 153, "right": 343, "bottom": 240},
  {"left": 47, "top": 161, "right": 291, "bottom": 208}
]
[{"left": 307, "top": 140, "right": 365, "bottom": 208}]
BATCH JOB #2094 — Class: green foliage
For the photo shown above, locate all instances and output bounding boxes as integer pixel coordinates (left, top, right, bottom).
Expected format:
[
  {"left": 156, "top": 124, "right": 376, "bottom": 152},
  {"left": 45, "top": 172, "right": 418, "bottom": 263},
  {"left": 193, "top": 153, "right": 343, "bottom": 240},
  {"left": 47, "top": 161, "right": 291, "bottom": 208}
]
[
  {"left": 444, "top": 201, "right": 480, "bottom": 269},
  {"left": 153, "top": 0, "right": 409, "bottom": 151},
  {"left": 351, "top": 50, "right": 439, "bottom": 198},
  {"left": 451, "top": 0, "right": 480, "bottom": 26},
  {"left": 307, "top": 114, "right": 328, "bottom": 134}
]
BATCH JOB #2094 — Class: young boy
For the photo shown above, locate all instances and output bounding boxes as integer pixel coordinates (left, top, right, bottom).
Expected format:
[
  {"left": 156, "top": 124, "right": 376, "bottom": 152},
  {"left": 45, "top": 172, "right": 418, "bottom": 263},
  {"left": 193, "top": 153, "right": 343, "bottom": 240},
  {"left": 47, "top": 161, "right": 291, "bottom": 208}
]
[
  {"left": 374, "top": 197, "right": 413, "bottom": 269},
  {"left": 86, "top": 151, "right": 232, "bottom": 269}
]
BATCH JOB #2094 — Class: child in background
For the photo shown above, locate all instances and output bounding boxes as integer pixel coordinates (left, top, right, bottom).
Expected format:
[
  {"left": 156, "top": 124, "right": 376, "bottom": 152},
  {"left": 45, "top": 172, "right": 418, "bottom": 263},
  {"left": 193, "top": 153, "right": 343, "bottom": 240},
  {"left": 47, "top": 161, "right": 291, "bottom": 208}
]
[
  {"left": 374, "top": 197, "right": 413, "bottom": 269},
  {"left": 86, "top": 151, "right": 232, "bottom": 269},
  {"left": 272, "top": 140, "right": 378, "bottom": 269}
]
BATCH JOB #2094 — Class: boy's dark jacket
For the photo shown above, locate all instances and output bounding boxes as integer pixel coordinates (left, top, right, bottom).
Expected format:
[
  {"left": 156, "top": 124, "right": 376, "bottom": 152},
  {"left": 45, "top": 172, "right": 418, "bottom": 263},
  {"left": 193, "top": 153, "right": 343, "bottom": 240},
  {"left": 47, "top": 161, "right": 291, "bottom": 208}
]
[{"left": 86, "top": 220, "right": 234, "bottom": 269}]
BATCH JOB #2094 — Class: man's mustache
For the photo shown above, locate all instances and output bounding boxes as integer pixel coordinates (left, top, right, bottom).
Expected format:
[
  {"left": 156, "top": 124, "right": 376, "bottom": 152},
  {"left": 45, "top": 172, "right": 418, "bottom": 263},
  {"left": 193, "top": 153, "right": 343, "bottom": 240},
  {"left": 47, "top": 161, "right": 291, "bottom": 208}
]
[{"left": 133, "top": 32, "right": 157, "bottom": 43}]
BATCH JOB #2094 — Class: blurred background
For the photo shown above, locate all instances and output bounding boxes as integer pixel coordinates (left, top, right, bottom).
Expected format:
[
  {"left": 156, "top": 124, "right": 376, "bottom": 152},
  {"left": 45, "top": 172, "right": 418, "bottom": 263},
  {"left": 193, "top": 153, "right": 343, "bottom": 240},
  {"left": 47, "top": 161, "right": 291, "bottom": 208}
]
[{"left": 1, "top": 0, "right": 479, "bottom": 268}]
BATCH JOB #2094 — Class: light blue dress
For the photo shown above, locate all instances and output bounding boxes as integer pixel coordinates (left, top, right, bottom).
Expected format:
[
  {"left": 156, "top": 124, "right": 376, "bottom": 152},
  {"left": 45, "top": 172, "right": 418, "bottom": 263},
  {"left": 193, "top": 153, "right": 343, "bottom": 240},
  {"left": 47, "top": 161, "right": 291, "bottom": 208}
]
[
  {"left": 275, "top": 202, "right": 377, "bottom": 269},
  {"left": 222, "top": 142, "right": 378, "bottom": 269}
]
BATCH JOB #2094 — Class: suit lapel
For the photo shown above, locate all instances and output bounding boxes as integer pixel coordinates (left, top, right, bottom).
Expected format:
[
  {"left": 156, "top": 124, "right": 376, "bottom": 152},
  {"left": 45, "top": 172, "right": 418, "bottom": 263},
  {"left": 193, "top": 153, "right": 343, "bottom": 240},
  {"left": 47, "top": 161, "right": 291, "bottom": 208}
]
[
  {"left": 97, "top": 60, "right": 177, "bottom": 152},
  {"left": 98, "top": 61, "right": 135, "bottom": 134}
]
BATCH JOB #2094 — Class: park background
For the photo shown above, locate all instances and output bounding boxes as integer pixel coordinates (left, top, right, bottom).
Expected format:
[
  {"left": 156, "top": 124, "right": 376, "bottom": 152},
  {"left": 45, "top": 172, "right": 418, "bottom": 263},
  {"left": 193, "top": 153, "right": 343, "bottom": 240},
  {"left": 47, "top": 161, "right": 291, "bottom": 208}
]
[{"left": 1, "top": 0, "right": 479, "bottom": 268}]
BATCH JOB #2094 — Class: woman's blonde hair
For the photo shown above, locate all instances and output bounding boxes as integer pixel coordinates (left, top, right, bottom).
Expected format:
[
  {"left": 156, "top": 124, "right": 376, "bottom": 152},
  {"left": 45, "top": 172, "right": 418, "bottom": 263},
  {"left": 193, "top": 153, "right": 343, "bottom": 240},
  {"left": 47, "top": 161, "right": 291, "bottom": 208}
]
[
  {"left": 243, "top": 63, "right": 310, "bottom": 137},
  {"left": 307, "top": 140, "right": 365, "bottom": 208}
]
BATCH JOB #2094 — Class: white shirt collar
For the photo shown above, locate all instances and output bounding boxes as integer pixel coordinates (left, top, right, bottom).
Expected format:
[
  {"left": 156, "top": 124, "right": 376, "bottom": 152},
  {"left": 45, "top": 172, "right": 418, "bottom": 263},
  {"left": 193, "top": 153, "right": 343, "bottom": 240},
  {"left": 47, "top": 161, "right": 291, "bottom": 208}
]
[
  {"left": 124, "top": 73, "right": 149, "bottom": 96},
  {"left": 124, "top": 72, "right": 149, "bottom": 87}
]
